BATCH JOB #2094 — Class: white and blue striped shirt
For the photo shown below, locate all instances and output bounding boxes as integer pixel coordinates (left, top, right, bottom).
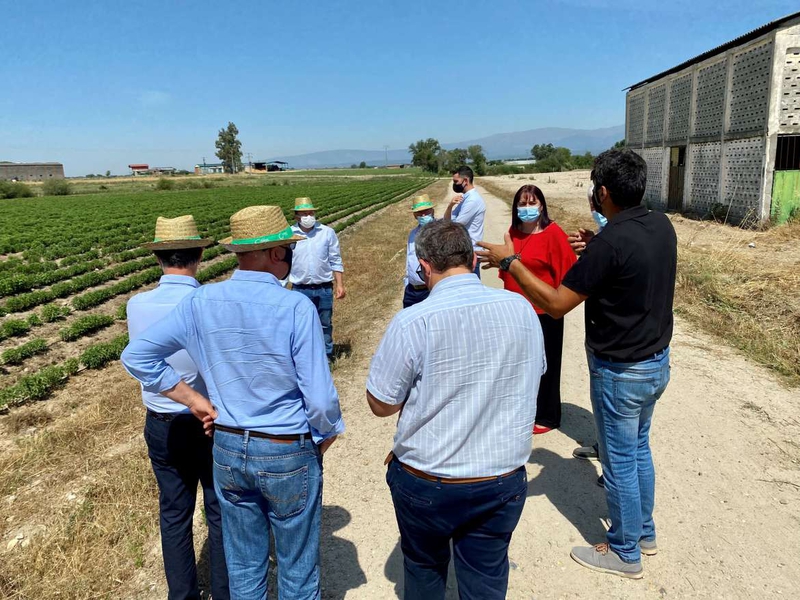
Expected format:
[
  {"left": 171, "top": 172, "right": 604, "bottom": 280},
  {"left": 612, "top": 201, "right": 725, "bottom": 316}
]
[{"left": 367, "top": 273, "right": 545, "bottom": 478}]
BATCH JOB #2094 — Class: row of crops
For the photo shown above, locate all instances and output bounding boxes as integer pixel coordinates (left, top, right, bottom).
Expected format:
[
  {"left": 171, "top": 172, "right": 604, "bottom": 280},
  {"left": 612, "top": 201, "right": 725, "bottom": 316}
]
[{"left": 0, "top": 175, "right": 434, "bottom": 410}]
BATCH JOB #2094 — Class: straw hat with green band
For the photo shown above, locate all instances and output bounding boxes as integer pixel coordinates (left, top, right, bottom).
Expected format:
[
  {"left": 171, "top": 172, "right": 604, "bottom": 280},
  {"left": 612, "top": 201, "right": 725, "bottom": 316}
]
[
  {"left": 143, "top": 215, "right": 214, "bottom": 250},
  {"left": 293, "top": 197, "right": 317, "bottom": 211},
  {"left": 410, "top": 194, "right": 435, "bottom": 213},
  {"left": 219, "top": 205, "right": 305, "bottom": 253}
]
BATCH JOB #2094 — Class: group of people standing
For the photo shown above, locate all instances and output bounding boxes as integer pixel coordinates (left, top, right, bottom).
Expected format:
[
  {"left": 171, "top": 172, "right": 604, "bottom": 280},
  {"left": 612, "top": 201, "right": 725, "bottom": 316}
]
[{"left": 121, "top": 148, "right": 677, "bottom": 599}]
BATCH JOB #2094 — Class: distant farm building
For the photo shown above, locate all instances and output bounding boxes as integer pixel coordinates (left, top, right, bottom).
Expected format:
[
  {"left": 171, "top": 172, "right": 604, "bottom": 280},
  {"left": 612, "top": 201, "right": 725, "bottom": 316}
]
[
  {"left": 0, "top": 162, "right": 65, "bottom": 181},
  {"left": 128, "top": 164, "right": 176, "bottom": 176},
  {"left": 195, "top": 163, "right": 225, "bottom": 175},
  {"left": 625, "top": 11, "right": 800, "bottom": 223},
  {"left": 245, "top": 161, "right": 289, "bottom": 173}
]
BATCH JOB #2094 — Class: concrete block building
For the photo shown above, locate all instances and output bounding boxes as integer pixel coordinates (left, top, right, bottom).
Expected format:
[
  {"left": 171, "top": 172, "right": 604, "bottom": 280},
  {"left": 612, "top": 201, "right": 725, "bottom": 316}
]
[
  {"left": 625, "top": 11, "right": 800, "bottom": 223},
  {"left": 0, "top": 162, "right": 65, "bottom": 182}
]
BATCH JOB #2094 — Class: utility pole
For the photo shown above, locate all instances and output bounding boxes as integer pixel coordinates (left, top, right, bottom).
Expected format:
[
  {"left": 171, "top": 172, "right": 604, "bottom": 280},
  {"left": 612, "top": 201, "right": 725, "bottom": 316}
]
[
  {"left": 384, "top": 145, "right": 389, "bottom": 167},
  {"left": 246, "top": 152, "right": 253, "bottom": 172}
]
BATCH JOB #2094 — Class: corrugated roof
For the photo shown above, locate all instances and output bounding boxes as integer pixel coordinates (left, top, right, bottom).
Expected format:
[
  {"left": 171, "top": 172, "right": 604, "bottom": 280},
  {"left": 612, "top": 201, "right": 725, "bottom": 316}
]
[{"left": 627, "top": 10, "right": 800, "bottom": 91}]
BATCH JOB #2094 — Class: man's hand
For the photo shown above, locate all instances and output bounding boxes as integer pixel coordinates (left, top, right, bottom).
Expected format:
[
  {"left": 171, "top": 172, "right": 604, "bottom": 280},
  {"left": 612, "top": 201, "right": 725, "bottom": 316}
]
[
  {"left": 449, "top": 194, "right": 464, "bottom": 206},
  {"left": 187, "top": 395, "right": 218, "bottom": 437},
  {"left": 334, "top": 284, "right": 346, "bottom": 300},
  {"left": 567, "top": 228, "right": 594, "bottom": 254},
  {"left": 319, "top": 435, "right": 337, "bottom": 455},
  {"left": 476, "top": 232, "right": 516, "bottom": 269}
]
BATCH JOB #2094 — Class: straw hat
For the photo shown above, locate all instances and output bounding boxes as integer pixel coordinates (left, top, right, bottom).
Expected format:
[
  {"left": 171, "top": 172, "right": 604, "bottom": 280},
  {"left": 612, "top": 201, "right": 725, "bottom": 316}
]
[
  {"left": 293, "top": 197, "right": 317, "bottom": 211},
  {"left": 143, "top": 215, "right": 213, "bottom": 250},
  {"left": 410, "top": 194, "right": 435, "bottom": 213},
  {"left": 219, "top": 205, "right": 305, "bottom": 252}
]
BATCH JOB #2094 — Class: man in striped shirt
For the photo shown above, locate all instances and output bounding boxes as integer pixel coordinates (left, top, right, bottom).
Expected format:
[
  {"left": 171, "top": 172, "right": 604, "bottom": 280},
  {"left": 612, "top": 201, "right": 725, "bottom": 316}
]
[{"left": 366, "top": 220, "right": 545, "bottom": 600}]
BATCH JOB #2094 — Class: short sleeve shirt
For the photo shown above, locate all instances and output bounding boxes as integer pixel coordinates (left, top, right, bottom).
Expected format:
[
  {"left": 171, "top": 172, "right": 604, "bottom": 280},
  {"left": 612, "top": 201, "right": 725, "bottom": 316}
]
[{"left": 561, "top": 205, "right": 677, "bottom": 361}]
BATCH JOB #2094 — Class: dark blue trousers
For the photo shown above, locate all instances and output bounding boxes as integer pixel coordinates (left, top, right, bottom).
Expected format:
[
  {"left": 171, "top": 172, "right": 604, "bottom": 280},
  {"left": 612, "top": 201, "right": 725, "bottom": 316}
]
[
  {"left": 387, "top": 460, "right": 527, "bottom": 600},
  {"left": 402, "top": 284, "right": 430, "bottom": 308},
  {"left": 144, "top": 411, "right": 229, "bottom": 600}
]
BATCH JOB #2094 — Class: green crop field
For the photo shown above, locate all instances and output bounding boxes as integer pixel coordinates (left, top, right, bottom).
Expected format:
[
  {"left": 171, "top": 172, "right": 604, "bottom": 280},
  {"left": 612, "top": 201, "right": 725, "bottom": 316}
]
[{"left": 0, "top": 174, "right": 434, "bottom": 410}]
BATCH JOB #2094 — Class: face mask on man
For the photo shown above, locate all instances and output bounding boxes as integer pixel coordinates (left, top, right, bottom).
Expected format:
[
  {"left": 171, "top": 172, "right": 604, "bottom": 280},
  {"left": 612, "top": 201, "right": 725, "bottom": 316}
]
[
  {"left": 517, "top": 206, "right": 540, "bottom": 223},
  {"left": 417, "top": 214, "right": 434, "bottom": 227},
  {"left": 299, "top": 215, "right": 316, "bottom": 228},
  {"left": 452, "top": 180, "right": 465, "bottom": 193},
  {"left": 588, "top": 184, "right": 608, "bottom": 230}
]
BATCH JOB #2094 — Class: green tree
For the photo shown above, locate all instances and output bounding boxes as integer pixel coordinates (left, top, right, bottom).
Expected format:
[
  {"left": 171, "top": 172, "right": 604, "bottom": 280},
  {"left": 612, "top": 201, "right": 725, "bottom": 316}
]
[
  {"left": 359, "top": 161, "right": 367, "bottom": 169},
  {"left": 409, "top": 138, "right": 442, "bottom": 173},
  {"left": 468, "top": 144, "right": 487, "bottom": 176},
  {"left": 613, "top": 139, "right": 626, "bottom": 149},
  {"left": 105, "top": 170, "right": 111, "bottom": 177},
  {"left": 215, "top": 122, "right": 243, "bottom": 174}
]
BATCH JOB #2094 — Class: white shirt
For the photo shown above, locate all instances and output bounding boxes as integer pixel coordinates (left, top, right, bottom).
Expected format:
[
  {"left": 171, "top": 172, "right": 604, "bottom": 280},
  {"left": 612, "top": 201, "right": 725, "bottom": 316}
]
[
  {"left": 406, "top": 224, "right": 424, "bottom": 286},
  {"left": 451, "top": 188, "right": 486, "bottom": 249},
  {"left": 289, "top": 222, "right": 344, "bottom": 285},
  {"left": 367, "top": 273, "right": 546, "bottom": 478}
]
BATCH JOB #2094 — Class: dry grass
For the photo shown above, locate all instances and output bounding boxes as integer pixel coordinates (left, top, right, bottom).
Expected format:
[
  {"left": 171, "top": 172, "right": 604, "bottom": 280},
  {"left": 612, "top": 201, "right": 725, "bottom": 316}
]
[
  {"left": 0, "top": 179, "right": 448, "bottom": 599},
  {"left": 479, "top": 178, "right": 800, "bottom": 387}
]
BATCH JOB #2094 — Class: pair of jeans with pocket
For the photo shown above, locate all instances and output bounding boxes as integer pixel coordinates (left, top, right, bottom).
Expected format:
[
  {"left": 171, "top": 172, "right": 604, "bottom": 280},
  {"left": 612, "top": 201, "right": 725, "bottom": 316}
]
[
  {"left": 294, "top": 286, "right": 333, "bottom": 357},
  {"left": 212, "top": 430, "right": 322, "bottom": 599},
  {"left": 588, "top": 347, "right": 671, "bottom": 563},
  {"left": 387, "top": 460, "right": 527, "bottom": 600}
]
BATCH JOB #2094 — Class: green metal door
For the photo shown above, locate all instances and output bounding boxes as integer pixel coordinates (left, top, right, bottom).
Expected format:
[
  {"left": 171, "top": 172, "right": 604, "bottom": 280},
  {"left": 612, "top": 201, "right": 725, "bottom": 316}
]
[{"left": 771, "top": 171, "right": 800, "bottom": 224}]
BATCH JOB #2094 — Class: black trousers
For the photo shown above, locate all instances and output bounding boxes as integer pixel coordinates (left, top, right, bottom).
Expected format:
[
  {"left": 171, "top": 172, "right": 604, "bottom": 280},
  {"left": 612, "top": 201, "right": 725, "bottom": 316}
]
[
  {"left": 403, "top": 284, "right": 430, "bottom": 308},
  {"left": 536, "top": 313, "right": 565, "bottom": 429},
  {"left": 144, "top": 412, "right": 230, "bottom": 600}
]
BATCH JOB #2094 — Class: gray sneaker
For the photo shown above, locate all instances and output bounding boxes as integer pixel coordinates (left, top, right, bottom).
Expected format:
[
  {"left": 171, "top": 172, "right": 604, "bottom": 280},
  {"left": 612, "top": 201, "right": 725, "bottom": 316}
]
[
  {"left": 573, "top": 443, "right": 599, "bottom": 461},
  {"left": 570, "top": 543, "right": 643, "bottom": 579},
  {"left": 639, "top": 538, "right": 658, "bottom": 556}
]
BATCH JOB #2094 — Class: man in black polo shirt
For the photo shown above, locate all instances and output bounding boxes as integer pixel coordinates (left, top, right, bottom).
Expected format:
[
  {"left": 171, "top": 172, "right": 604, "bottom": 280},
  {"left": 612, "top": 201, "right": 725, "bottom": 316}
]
[{"left": 477, "top": 149, "right": 676, "bottom": 580}]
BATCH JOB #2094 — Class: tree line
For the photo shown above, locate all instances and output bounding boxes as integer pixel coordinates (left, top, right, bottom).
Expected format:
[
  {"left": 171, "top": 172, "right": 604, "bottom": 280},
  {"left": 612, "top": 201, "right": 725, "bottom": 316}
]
[{"left": 409, "top": 138, "right": 626, "bottom": 175}]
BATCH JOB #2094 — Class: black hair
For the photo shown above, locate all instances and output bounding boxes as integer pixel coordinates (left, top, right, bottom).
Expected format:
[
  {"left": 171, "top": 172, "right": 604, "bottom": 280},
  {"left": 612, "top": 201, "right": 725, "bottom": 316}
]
[
  {"left": 591, "top": 149, "right": 647, "bottom": 208},
  {"left": 153, "top": 247, "right": 203, "bottom": 269},
  {"left": 452, "top": 165, "right": 474, "bottom": 184},
  {"left": 415, "top": 220, "right": 473, "bottom": 271},
  {"left": 511, "top": 184, "right": 552, "bottom": 231}
]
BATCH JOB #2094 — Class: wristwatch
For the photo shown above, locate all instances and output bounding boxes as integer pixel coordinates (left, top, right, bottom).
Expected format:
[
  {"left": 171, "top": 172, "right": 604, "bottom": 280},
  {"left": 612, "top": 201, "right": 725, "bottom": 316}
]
[{"left": 499, "top": 253, "right": 521, "bottom": 271}]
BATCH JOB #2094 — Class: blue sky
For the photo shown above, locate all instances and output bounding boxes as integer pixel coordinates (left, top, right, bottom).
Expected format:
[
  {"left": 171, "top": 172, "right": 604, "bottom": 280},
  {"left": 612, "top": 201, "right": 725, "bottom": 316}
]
[{"left": 1, "top": 0, "right": 797, "bottom": 176}]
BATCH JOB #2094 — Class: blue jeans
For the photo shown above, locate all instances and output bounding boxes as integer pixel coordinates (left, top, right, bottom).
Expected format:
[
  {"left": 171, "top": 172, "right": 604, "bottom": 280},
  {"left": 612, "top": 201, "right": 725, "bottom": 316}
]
[
  {"left": 387, "top": 460, "right": 527, "bottom": 600},
  {"left": 144, "top": 412, "right": 229, "bottom": 600},
  {"left": 212, "top": 431, "right": 323, "bottom": 600},
  {"left": 295, "top": 286, "right": 333, "bottom": 356},
  {"left": 588, "top": 348, "right": 671, "bottom": 563}
]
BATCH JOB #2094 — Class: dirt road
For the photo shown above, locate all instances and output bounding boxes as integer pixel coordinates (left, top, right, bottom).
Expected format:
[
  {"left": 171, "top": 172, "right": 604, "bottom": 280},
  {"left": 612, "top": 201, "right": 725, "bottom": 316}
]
[{"left": 321, "top": 184, "right": 800, "bottom": 599}]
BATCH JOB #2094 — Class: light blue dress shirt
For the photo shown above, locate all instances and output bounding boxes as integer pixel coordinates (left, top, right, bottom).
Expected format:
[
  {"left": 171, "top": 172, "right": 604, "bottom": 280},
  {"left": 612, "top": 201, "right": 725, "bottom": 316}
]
[
  {"left": 121, "top": 269, "right": 344, "bottom": 443},
  {"left": 405, "top": 224, "right": 424, "bottom": 287},
  {"left": 451, "top": 188, "right": 486, "bottom": 249},
  {"left": 367, "top": 273, "right": 546, "bottom": 478},
  {"left": 127, "top": 274, "right": 206, "bottom": 414},
  {"left": 289, "top": 223, "right": 344, "bottom": 285}
]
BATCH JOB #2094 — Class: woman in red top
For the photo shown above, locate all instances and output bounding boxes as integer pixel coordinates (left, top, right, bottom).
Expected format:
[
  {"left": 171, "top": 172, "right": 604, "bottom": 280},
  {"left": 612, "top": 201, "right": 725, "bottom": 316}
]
[{"left": 499, "top": 184, "right": 576, "bottom": 434}]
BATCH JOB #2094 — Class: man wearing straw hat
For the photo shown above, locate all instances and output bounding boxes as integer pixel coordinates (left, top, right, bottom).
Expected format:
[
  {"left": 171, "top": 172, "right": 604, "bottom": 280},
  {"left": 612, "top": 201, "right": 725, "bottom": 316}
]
[
  {"left": 289, "top": 197, "right": 345, "bottom": 360},
  {"left": 403, "top": 194, "right": 436, "bottom": 308},
  {"left": 126, "top": 215, "right": 229, "bottom": 600},
  {"left": 123, "top": 206, "right": 345, "bottom": 599}
]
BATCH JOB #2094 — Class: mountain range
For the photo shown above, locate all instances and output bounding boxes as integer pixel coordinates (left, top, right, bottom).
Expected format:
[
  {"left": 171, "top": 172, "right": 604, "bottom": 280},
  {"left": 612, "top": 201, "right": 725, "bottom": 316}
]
[{"left": 266, "top": 125, "right": 624, "bottom": 169}]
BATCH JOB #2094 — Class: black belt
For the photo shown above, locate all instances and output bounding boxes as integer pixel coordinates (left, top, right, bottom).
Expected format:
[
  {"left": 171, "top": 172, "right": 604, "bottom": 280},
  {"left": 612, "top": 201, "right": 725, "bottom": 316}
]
[
  {"left": 587, "top": 346, "right": 668, "bottom": 363},
  {"left": 214, "top": 424, "right": 305, "bottom": 441},
  {"left": 408, "top": 283, "right": 427, "bottom": 291},
  {"left": 147, "top": 410, "right": 188, "bottom": 422},
  {"left": 294, "top": 282, "right": 333, "bottom": 290}
]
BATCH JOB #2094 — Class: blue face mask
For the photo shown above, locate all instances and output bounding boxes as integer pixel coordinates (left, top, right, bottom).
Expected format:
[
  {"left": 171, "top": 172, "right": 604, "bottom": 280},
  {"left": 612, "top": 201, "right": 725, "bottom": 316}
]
[
  {"left": 592, "top": 210, "right": 608, "bottom": 230},
  {"left": 417, "top": 214, "right": 434, "bottom": 227},
  {"left": 517, "top": 206, "right": 540, "bottom": 223}
]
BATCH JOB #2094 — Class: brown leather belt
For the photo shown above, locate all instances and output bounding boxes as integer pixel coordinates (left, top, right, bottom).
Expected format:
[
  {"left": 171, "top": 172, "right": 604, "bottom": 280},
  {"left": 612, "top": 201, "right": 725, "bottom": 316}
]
[
  {"left": 411, "top": 284, "right": 427, "bottom": 291},
  {"left": 386, "top": 452, "right": 519, "bottom": 485},
  {"left": 215, "top": 424, "right": 303, "bottom": 443}
]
